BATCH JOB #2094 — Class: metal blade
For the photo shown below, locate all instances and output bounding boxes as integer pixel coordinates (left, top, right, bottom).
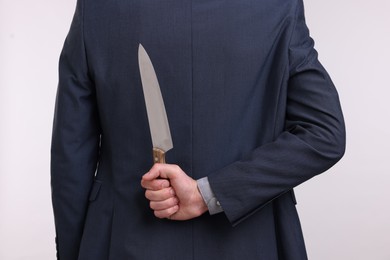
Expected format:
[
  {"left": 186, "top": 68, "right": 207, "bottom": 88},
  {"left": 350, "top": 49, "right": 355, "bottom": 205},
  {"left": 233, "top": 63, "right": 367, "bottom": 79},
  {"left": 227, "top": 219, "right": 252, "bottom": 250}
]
[{"left": 138, "top": 44, "right": 173, "bottom": 153}]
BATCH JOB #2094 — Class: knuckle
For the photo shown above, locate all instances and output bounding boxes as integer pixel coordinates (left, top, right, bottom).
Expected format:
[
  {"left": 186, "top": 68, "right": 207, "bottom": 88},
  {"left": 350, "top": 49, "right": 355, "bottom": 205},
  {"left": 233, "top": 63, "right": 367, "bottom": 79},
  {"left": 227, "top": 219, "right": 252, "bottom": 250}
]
[
  {"left": 152, "top": 180, "right": 163, "bottom": 190},
  {"left": 152, "top": 163, "right": 162, "bottom": 171},
  {"left": 150, "top": 181, "right": 159, "bottom": 190},
  {"left": 168, "top": 206, "right": 177, "bottom": 215},
  {"left": 141, "top": 180, "right": 151, "bottom": 189},
  {"left": 159, "top": 180, "right": 168, "bottom": 189},
  {"left": 168, "top": 197, "right": 177, "bottom": 206},
  {"left": 163, "top": 188, "right": 171, "bottom": 198},
  {"left": 154, "top": 210, "right": 165, "bottom": 219},
  {"left": 173, "top": 165, "right": 181, "bottom": 172},
  {"left": 145, "top": 190, "right": 150, "bottom": 199},
  {"left": 168, "top": 188, "right": 175, "bottom": 197},
  {"left": 151, "top": 163, "right": 158, "bottom": 171}
]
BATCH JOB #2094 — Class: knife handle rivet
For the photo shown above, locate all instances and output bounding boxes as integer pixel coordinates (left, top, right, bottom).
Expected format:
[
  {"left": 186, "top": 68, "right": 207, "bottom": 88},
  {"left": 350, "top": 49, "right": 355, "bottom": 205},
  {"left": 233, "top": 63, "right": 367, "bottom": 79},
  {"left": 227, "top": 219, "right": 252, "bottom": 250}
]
[{"left": 153, "top": 147, "right": 166, "bottom": 164}]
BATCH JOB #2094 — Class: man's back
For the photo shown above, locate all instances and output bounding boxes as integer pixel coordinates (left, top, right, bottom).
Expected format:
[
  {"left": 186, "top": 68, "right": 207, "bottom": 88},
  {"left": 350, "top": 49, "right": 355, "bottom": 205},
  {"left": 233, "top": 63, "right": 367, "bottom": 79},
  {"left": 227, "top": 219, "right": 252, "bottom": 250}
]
[{"left": 51, "top": 0, "right": 345, "bottom": 259}]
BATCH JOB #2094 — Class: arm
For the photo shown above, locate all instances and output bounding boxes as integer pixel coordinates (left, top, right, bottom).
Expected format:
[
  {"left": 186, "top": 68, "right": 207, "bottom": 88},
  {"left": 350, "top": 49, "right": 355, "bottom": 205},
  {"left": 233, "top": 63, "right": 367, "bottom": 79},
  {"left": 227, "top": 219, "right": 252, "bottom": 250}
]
[
  {"left": 141, "top": 0, "right": 345, "bottom": 224},
  {"left": 51, "top": 0, "right": 100, "bottom": 258},
  {"left": 207, "top": 0, "right": 345, "bottom": 226}
]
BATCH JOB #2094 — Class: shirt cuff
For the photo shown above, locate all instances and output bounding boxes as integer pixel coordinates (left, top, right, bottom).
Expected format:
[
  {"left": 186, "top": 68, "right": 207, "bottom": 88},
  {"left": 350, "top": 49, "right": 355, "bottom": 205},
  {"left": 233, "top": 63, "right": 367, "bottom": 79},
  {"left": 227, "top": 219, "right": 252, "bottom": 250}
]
[{"left": 197, "top": 177, "right": 224, "bottom": 215}]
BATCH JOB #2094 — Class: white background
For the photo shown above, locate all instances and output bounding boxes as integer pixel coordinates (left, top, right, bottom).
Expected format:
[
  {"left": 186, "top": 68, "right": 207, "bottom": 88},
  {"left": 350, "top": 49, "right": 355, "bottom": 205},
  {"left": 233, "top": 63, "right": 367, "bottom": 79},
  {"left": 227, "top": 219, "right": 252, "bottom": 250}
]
[{"left": 0, "top": 0, "right": 389, "bottom": 259}]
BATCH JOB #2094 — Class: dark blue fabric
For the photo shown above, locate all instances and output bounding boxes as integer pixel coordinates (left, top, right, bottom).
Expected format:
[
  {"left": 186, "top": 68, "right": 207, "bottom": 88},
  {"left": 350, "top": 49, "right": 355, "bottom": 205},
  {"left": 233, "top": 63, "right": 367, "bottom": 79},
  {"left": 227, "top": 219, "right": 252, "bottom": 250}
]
[{"left": 51, "top": 0, "right": 345, "bottom": 259}]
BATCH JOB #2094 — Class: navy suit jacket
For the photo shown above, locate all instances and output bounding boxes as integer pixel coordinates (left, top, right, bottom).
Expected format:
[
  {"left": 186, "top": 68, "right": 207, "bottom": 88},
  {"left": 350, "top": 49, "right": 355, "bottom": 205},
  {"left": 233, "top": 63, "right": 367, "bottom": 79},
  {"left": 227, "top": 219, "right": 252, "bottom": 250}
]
[{"left": 51, "top": 0, "right": 345, "bottom": 259}]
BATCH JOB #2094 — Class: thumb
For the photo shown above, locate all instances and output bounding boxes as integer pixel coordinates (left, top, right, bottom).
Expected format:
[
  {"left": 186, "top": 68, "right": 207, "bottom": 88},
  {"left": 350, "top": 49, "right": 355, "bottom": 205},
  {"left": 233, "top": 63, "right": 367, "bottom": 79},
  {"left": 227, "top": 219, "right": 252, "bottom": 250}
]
[
  {"left": 157, "top": 164, "right": 182, "bottom": 180},
  {"left": 142, "top": 165, "right": 162, "bottom": 181}
]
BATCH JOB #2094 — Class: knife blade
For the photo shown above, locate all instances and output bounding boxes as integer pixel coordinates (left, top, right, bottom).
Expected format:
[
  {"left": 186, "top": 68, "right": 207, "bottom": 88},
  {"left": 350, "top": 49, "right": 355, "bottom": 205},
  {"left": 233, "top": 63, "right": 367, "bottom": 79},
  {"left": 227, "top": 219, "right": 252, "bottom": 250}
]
[{"left": 138, "top": 44, "right": 173, "bottom": 164}]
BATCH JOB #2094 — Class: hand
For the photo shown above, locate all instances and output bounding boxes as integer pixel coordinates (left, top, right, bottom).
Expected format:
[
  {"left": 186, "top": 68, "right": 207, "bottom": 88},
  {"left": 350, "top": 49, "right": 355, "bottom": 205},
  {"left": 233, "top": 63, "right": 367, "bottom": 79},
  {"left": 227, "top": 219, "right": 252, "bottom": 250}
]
[{"left": 141, "top": 164, "right": 208, "bottom": 221}]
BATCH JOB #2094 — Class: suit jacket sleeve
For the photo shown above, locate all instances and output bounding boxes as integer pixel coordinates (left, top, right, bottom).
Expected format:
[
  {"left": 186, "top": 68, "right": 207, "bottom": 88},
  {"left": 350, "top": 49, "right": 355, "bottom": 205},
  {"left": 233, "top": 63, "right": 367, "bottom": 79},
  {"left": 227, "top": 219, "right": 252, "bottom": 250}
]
[
  {"left": 207, "top": 0, "right": 346, "bottom": 226},
  {"left": 51, "top": 0, "right": 100, "bottom": 258}
]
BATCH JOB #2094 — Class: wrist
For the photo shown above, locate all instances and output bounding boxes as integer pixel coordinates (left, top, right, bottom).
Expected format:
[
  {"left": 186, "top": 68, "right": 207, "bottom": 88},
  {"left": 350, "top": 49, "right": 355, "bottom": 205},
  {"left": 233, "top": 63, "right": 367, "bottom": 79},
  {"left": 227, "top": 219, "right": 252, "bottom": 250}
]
[
  {"left": 195, "top": 198, "right": 208, "bottom": 217},
  {"left": 195, "top": 184, "right": 208, "bottom": 216}
]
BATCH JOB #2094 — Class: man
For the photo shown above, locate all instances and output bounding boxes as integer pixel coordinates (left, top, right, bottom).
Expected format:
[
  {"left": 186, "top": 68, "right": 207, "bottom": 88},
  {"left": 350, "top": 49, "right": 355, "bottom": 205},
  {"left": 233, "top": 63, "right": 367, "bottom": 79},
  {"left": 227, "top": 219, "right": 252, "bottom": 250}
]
[{"left": 51, "top": 0, "right": 345, "bottom": 259}]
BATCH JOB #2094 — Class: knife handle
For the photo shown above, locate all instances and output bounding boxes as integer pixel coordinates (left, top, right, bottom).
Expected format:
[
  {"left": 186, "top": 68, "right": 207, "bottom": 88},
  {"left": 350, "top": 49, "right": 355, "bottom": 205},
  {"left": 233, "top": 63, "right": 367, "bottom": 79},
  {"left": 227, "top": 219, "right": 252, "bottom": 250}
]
[{"left": 153, "top": 148, "right": 166, "bottom": 164}]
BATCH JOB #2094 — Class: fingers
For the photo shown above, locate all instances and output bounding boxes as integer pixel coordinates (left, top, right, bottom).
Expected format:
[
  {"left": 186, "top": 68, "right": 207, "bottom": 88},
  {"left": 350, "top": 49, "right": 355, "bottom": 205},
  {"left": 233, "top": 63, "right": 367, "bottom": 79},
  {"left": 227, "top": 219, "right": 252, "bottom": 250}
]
[
  {"left": 141, "top": 164, "right": 188, "bottom": 220},
  {"left": 141, "top": 164, "right": 178, "bottom": 191},
  {"left": 145, "top": 187, "right": 175, "bottom": 201},
  {"left": 141, "top": 178, "right": 170, "bottom": 191},
  {"left": 156, "top": 164, "right": 182, "bottom": 180},
  {"left": 144, "top": 184, "right": 178, "bottom": 208},
  {"left": 142, "top": 163, "right": 183, "bottom": 181},
  {"left": 153, "top": 205, "right": 179, "bottom": 219},
  {"left": 141, "top": 165, "right": 162, "bottom": 181},
  {"left": 150, "top": 196, "right": 179, "bottom": 211},
  {"left": 141, "top": 163, "right": 184, "bottom": 191},
  {"left": 146, "top": 187, "right": 179, "bottom": 218}
]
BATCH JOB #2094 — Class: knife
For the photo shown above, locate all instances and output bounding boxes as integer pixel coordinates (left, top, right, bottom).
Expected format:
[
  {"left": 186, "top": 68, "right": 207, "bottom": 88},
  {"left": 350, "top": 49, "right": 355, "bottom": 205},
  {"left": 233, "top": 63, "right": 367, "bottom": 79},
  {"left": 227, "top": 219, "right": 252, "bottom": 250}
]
[{"left": 138, "top": 44, "right": 173, "bottom": 164}]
